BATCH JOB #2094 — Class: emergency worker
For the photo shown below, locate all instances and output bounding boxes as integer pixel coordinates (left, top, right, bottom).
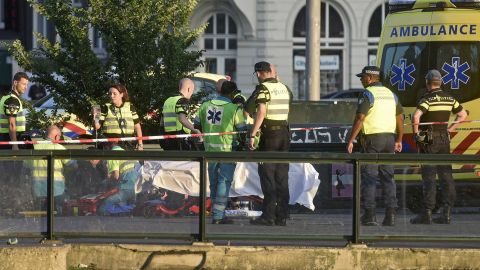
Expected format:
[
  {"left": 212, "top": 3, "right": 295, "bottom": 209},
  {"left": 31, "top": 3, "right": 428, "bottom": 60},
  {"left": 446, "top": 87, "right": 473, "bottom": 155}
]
[
  {"left": 24, "top": 125, "right": 70, "bottom": 214},
  {"left": 216, "top": 78, "right": 246, "bottom": 107},
  {"left": 98, "top": 142, "right": 139, "bottom": 215},
  {"left": 94, "top": 84, "right": 144, "bottom": 150},
  {"left": 0, "top": 72, "right": 28, "bottom": 150},
  {"left": 410, "top": 69, "right": 467, "bottom": 225},
  {"left": 247, "top": 61, "right": 293, "bottom": 226},
  {"left": 161, "top": 78, "right": 200, "bottom": 150},
  {"left": 347, "top": 66, "right": 404, "bottom": 226},
  {"left": 198, "top": 80, "right": 246, "bottom": 224}
]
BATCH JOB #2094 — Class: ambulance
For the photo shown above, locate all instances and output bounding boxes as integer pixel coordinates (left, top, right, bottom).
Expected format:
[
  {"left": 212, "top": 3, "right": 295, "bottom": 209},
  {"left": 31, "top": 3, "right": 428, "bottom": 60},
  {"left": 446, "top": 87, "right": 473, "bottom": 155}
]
[{"left": 376, "top": 0, "right": 480, "bottom": 209}]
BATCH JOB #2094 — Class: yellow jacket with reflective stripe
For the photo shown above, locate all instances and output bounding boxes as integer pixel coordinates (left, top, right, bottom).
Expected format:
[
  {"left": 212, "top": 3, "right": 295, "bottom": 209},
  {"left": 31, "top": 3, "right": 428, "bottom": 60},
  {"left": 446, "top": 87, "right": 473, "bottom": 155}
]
[
  {"left": 25, "top": 143, "right": 68, "bottom": 182},
  {"left": 262, "top": 82, "right": 290, "bottom": 121},
  {"left": 162, "top": 95, "right": 190, "bottom": 133},
  {"left": 0, "top": 93, "right": 26, "bottom": 133},
  {"left": 101, "top": 102, "right": 135, "bottom": 135},
  {"left": 362, "top": 86, "right": 397, "bottom": 135}
]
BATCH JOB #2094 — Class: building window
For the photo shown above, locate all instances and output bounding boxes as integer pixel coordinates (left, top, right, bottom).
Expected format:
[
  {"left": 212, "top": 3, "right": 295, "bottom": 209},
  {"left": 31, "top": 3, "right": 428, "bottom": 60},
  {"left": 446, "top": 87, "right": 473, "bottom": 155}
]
[
  {"left": 0, "top": 0, "right": 5, "bottom": 29},
  {"left": 201, "top": 13, "right": 238, "bottom": 80},
  {"left": 34, "top": 13, "right": 57, "bottom": 47},
  {"left": 368, "top": 2, "right": 389, "bottom": 65},
  {"left": 292, "top": 2, "right": 346, "bottom": 98}
]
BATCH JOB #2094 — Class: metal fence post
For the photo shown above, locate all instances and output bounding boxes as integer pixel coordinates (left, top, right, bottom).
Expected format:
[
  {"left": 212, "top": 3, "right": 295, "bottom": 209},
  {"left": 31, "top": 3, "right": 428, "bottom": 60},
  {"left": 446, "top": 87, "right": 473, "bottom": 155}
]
[
  {"left": 198, "top": 157, "right": 207, "bottom": 242},
  {"left": 352, "top": 159, "right": 361, "bottom": 244},
  {"left": 46, "top": 154, "right": 54, "bottom": 240}
]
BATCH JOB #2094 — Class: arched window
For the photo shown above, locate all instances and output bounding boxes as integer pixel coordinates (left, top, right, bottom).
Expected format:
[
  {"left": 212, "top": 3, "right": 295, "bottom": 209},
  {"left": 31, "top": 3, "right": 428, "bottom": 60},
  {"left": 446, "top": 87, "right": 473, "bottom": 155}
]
[
  {"left": 201, "top": 13, "right": 238, "bottom": 80},
  {"left": 292, "top": 2, "right": 346, "bottom": 98},
  {"left": 368, "top": 2, "right": 389, "bottom": 66}
]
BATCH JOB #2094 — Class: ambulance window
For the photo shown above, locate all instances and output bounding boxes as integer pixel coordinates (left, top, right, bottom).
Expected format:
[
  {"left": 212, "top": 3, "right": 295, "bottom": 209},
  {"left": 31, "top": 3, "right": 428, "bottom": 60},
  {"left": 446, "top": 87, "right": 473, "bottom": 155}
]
[
  {"left": 380, "top": 43, "right": 428, "bottom": 107},
  {"left": 430, "top": 42, "right": 480, "bottom": 103}
]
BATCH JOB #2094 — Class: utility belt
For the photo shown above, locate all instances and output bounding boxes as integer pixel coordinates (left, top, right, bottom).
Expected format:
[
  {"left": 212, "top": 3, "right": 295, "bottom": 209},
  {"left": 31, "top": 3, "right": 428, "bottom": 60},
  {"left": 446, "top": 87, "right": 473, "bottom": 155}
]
[
  {"left": 261, "top": 119, "right": 288, "bottom": 132},
  {"left": 418, "top": 126, "right": 449, "bottom": 145}
]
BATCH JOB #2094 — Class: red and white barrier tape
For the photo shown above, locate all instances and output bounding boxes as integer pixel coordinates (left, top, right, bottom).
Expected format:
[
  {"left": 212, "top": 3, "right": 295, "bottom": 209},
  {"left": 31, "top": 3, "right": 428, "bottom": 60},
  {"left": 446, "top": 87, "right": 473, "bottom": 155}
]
[
  {"left": 1, "top": 120, "right": 479, "bottom": 145},
  {"left": 0, "top": 126, "right": 347, "bottom": 145}
]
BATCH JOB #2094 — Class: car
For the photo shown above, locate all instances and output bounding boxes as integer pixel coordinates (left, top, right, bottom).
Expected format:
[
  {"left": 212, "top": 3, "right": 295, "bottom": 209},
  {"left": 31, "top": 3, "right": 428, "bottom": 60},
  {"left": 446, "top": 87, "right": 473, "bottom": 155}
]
[
  {"left": 31, "top": 73, "right": 230, "bottom": 139},
  {"left": 321, "top": 88, "right": 364, "bottom": 100}
]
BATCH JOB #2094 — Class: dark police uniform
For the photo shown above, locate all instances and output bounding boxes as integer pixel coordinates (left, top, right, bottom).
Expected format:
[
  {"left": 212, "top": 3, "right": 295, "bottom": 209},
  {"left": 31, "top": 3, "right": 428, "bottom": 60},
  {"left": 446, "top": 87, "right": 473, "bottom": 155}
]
[
  {"left": 416, "top": 88, "right": 463, "bottom": 213},
  {"left": 0, "top": 91, "right": 26, "bottom": 150},
  {"left": 357, "top": 82, "right": 403, "bottom": 224},
  {"left": 252, "top": 77, "right": 293, "bottom": 225}
]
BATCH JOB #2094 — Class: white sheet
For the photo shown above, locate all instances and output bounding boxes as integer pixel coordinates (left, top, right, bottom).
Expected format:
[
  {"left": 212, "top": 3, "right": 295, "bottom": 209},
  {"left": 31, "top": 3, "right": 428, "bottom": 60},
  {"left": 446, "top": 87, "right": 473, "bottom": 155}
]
[{"left": 138, "top": 161, "right": 320, "bottom": 211}]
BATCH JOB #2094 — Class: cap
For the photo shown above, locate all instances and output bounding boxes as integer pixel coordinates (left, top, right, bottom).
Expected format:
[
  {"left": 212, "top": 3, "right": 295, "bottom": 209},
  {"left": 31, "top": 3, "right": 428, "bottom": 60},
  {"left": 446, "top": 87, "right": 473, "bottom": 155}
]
[
  {"left": 356, "top": 66, "right": 381, "bottom": 77},
  {"left": 221, "top": 81, "right": 237, "bottom": 95},
  {"left": 425, "top": 69, "right": 443, "bottom": 82},
  {"left": 254, "top": 61, "right": 272, "bottom": 73}
]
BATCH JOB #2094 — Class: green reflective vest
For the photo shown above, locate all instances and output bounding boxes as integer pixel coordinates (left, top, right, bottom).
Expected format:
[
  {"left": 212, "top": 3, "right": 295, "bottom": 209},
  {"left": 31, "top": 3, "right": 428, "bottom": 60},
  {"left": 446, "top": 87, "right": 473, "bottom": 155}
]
[
  {"left": 199, "top": 98, "right": 246, "bottom": 152},
  {"left": 0, "top": 93, "right": 26, "bottom": 134},
  {"left": 101, "top": 102, "right": 135, "bottom": 136},
  {"left": 362, "top": 86, "right": 397, "bottom": 135},
  {"left": 162, "top": 95, "right": 190, "bottom": 133},
  {"left": 26, "top": 143, "right": 68, "bottom": 183},
  {"left": 262, "top": 82, "right": 290, "bottom": 121}
]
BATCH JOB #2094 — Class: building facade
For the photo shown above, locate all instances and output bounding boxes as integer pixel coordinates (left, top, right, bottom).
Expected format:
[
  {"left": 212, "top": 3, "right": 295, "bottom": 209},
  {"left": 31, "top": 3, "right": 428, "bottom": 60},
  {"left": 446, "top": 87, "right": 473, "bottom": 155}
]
[
  {"left": 1, "top": 0, "right": 388, "bottom": 99},
  {"left": 191, "top": 0, "right": 389, "bottom": 98}
]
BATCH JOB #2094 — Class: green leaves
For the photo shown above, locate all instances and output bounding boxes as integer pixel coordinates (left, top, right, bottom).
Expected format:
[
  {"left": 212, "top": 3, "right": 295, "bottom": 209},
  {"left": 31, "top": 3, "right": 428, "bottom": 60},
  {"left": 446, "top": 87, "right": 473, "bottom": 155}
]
[{"left": 5, "top": 0, "right": 203, "bottom": 134}]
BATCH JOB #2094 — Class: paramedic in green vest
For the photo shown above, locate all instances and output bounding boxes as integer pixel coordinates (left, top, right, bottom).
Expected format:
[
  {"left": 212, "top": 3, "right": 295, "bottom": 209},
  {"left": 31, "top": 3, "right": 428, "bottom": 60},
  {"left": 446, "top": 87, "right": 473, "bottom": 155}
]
[
  {"left": 24, "top": 125, "right": 70, "bottom": 214},
  {"left": 161, "top": 78, "right": 200, "bottom": 150},
  {"left": 347, "top": 66, "right": 404, "bottom": 226},
  {"left": 0, "top": 72, "right": 28, "bottom": 150},
  {"left": 98, "top": 141, "right": 139, "bottom": 215},
  {"left": 94, "top": 84, "right": 144, "bottom": 150},
  {"left": 198, "top": 81, "right": 246, "bottom": 224},
  {"left": 248, "top": 61, "right": 293, "bottom": 226}
]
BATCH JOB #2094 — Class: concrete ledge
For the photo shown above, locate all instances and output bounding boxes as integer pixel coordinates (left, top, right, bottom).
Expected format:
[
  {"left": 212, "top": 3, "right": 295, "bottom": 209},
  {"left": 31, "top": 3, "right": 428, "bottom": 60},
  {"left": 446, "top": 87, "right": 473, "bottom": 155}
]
[{"left": 1, "top": 244, "right": 480, "bottom": 269}]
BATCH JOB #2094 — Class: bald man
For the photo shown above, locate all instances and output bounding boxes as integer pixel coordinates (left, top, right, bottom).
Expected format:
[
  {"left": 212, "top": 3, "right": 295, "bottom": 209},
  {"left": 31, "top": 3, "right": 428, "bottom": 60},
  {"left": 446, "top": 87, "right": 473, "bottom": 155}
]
[{"left": 161, "top": 78, "right": 200, "bottom": 150}]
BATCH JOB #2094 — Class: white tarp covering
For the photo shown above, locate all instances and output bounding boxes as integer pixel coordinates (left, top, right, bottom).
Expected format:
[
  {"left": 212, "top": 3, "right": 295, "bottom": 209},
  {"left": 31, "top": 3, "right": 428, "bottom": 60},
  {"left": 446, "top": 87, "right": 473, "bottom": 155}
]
[{"left": 138, "top": 161, "right": 320, "bottom": 211}]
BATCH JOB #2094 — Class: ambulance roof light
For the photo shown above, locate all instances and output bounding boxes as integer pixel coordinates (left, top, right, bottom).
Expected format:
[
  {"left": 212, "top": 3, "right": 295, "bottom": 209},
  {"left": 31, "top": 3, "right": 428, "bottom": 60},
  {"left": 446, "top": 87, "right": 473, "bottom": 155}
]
[
  {"left": 388, "top": 0, "right": 416, "bottom": 12},
  {"left": 450, "top": 0, "right": 480, "bottom": 8},
  {"left": 389, "top": 0, "right": 480, "bottom": 12}
]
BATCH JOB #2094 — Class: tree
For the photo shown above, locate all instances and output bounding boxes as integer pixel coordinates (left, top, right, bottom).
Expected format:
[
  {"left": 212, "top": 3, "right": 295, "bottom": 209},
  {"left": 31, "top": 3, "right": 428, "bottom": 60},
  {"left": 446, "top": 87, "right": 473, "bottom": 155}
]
[{"left": 5, "top": 0, "right": 204, "bottom": 133}]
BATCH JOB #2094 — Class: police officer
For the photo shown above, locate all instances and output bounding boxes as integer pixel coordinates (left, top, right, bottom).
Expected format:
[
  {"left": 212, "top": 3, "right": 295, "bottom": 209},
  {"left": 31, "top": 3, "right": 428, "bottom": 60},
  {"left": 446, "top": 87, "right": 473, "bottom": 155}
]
[
  {"left": 161, "top": 78, "right": 200, "bottom": 150},
  {"left": 347, "top": 66, "right": 404, "bottom": 226},
  {"left": 94, "top": 84, "right": 143, "bottom": 150},
  {"left": 248, "top": 61, "right": 293, "bottom": 226},
  {"left": 198, "top": 80, "right": 246, "bottom": 224},
  {"left": 0, "top": 72, "right": 28, "bottom": 150},
  {"left": 410, "top": 69, "right": 467, "bottom": 225}
]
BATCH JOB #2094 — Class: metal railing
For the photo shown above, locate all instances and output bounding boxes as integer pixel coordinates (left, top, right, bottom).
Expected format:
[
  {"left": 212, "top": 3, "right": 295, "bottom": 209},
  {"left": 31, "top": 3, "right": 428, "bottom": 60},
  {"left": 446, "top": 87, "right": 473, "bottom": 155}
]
[{"left": 0, "top": 149, "right": 479, "bottom": 244}]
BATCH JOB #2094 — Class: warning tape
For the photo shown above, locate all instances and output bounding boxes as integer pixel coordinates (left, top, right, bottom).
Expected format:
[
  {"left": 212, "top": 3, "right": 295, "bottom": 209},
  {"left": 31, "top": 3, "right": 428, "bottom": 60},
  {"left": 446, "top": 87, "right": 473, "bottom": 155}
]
[
  {"left": 0, "top": 126, "right": 348, "bottom": 145},
  {"left": 1, "top": 120, "right": 479, "bottom": 145}
]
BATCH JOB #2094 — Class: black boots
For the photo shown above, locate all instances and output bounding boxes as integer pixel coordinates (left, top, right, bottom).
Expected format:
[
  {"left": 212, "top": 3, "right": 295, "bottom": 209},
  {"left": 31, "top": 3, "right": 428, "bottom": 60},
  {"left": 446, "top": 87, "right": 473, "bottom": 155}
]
[
  {"left": 382, "top": 208, "right": 396, "bottom": 226},
  {"left": 410, "top": 209, "right": 432, "bottom": 224},
  {"left": 361, "top": 208, "right": 378, "bottom": 226},
  {"left": 433, "top": 206, "right": 452, "bottom": 224}
]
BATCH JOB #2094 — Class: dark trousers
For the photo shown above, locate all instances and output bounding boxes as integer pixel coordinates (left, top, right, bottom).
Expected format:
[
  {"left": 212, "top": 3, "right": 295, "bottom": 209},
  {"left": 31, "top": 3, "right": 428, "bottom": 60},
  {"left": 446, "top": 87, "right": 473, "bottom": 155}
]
[
  {"left": 257, "top": 126, "right": 290, "bottom": 221},
  {"left": 160, "top": 131, "right": 190, "bottom": 151},
  {"left": 418, "top": 130, "right": 455, "bottom": 209},
  {"left": 361, "top": 133, "right": 397, "bottom": 209}
]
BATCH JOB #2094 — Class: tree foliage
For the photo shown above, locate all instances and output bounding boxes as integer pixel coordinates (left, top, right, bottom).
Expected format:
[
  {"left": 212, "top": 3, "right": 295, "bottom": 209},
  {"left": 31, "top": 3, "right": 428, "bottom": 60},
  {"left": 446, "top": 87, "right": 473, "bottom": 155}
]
[{"left": 5, "top": 0, "right": 204, "bottom": 132}]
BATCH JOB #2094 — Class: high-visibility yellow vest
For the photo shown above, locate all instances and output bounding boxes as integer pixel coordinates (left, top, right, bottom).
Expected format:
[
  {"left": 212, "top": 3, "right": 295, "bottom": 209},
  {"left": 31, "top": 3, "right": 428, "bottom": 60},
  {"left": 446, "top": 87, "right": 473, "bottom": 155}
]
[
  {"left": 262, "top": 82, "right": 290, "bottom": 121},
  {"left": 26, "top": 143, "right": 68, "bottom": 183},
  {"left": 0, "top": 93, "right": 26, "bottom": 134},
  {"left": 162, "top": 95, "right": 190, "bottom": 133},
  {"left": 362, "top": 86, "right": 397, "bottom": 135},
  {"left": 101, "top": 102, "right": 135, "bottom": 135},
  {"left": 199, "top": 98, "right": 246, "bottom": 152}
]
